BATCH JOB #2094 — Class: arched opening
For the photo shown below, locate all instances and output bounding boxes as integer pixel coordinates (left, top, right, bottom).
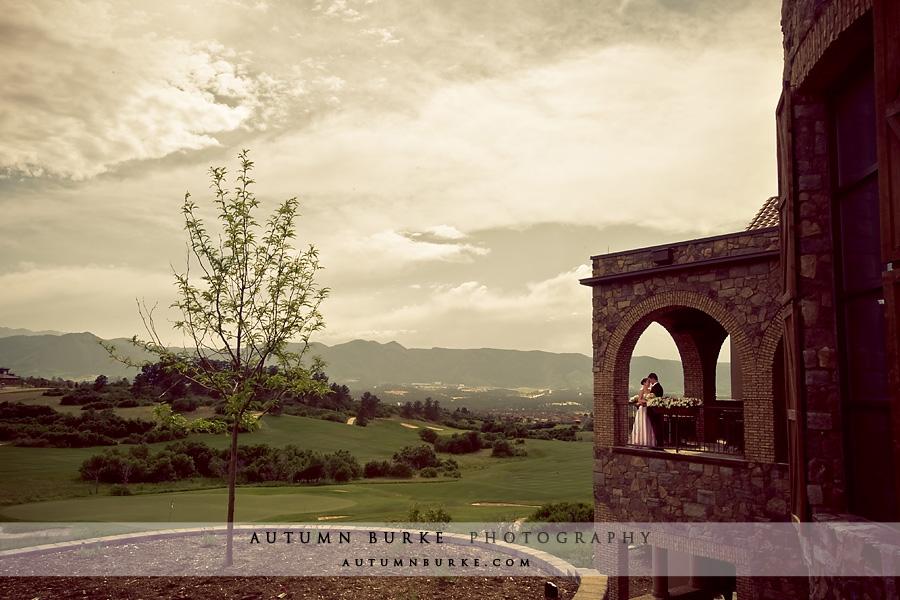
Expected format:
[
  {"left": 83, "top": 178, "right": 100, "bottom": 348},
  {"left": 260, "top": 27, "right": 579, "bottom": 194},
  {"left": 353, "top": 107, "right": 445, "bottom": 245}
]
[
  {"left": 611, "top": 302, "right": 745, "bottom": 456},
  {"left": 631, "top": 322, "right": 685, "bottom": 396},
  {"left": 716, "top": 336, "right": 734, "bottom": 400}
]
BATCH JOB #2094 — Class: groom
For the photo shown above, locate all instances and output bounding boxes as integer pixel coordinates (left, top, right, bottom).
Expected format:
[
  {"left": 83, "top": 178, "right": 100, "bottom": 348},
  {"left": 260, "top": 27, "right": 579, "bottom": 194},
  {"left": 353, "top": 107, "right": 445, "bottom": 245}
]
[{"left": 646, "top": 373, "right": 664, "bottom": 447}]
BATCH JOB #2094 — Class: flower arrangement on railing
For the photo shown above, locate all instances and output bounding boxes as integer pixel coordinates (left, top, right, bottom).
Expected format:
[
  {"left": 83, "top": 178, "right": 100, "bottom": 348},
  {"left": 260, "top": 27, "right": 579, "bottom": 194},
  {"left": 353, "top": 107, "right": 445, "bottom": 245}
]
[{"left": 628, "top": 393, "right": 703, "bottom": 408}]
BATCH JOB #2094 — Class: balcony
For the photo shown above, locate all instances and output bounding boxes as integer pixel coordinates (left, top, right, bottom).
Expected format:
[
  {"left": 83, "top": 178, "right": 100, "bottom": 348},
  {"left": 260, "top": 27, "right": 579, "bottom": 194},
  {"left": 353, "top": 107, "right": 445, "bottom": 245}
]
[{"left": 617, "top": 401, "right": 744, "bottom": 458}]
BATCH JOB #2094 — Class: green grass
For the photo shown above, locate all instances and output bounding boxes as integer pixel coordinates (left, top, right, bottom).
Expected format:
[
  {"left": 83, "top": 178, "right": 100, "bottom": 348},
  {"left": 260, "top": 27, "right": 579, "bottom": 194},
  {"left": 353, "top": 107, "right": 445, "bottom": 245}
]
[{"left": 0, "top": 414, "right": 592, "bottom": 523}]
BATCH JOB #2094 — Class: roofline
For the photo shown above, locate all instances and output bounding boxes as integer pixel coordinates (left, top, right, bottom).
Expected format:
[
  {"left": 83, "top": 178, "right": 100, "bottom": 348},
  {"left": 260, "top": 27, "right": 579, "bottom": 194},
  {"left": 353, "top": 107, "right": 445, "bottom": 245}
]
[
  {"left": 579, "top": 249, "right": 779, "bottom": 286},
  {"left": 588, "top": 226, "right": 778, "bottom": 261}
]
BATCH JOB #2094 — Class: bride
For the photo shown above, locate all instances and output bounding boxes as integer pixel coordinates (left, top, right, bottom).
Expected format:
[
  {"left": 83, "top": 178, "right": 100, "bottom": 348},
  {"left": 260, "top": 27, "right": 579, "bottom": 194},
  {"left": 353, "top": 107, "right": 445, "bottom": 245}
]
[{"left": 629, "top": 377, "right": 656, "bottom": 447}]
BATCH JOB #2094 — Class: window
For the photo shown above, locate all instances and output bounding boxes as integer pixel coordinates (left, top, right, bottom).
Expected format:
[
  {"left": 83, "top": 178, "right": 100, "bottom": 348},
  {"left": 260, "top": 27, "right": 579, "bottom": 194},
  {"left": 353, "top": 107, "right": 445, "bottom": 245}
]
[{"left": 831, "top": 65, "right": 897, "bottom": 520}]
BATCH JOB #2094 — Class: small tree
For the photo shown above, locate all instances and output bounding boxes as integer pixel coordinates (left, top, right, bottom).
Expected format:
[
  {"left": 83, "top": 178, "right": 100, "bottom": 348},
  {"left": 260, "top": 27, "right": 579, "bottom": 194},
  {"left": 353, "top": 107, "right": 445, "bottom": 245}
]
[
  {"left": 106, "top": 150, "right": 328, "bottom": 565},
  {"left": 92, "top": 375, "right": 108, "bottom": 391}
]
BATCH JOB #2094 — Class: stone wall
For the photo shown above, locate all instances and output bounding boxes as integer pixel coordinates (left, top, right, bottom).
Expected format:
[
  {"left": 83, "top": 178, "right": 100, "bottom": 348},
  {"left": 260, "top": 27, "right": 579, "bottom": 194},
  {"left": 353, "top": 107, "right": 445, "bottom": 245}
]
[
  {"left": 781, "top": 0, "right": 873, "bottom": 86},
  {"left": 584, "top": 228, "right": 788, "bottom": 600},
  {"left": 786, "top": 91, "right": 847, "bottom": 515},
  {"left": 586, "top": 228, "right": 783, "bottom": 463},
  {"left": 594, "top": 449, "right": 790, "bottom": 523}
]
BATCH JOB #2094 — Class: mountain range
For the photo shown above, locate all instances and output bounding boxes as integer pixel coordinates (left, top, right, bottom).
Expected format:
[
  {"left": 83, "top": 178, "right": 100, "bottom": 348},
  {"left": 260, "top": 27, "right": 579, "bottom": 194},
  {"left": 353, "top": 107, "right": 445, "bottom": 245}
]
[{"left": 0, "top": 328, "right": 730, "bottom": 397}]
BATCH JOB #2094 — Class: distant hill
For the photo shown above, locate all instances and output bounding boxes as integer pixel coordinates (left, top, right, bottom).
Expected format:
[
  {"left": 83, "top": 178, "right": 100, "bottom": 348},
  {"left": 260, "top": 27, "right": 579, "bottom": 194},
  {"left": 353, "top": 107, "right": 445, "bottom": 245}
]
[
  {"left": 0, "top": 326, "right": 66, "bottom": 338},
  {"left": 0, "top": 332, "right": 151, "bottom": 380},
  {"left": 0, "top": 329, "right": 730, "bottom": 396}
]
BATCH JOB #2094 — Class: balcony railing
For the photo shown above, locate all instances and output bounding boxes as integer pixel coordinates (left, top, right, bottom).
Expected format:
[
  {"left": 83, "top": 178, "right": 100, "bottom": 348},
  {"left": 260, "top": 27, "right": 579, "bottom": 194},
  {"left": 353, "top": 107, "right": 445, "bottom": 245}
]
[{"left": 617, "top": 402, "right": 744, "bottom": 457}]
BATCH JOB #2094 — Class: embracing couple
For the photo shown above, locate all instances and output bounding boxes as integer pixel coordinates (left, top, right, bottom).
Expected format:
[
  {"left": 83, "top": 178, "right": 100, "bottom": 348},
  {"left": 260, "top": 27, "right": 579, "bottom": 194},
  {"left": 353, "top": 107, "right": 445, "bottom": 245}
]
[{"left": 629, "top": 372, "right": 664, "bottom": 448}]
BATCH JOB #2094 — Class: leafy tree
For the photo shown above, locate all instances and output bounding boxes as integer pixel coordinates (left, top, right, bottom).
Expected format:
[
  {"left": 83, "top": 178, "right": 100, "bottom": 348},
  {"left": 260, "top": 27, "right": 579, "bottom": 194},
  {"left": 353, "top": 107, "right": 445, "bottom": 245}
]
[
  {"left": 358, "top": 391, "right": 380, "bottom": 420},
  {"left": 423, "top": 397, "right": 441, "bottom": 421},
  {"left": 93, "top": 375, "right": 109, "bottom": 391},
  {"left": 105, "top": 150, "right": 328, "bottom": 565},
  {"left": 392, "top": 444, "right": 439, "bottom": 470}
]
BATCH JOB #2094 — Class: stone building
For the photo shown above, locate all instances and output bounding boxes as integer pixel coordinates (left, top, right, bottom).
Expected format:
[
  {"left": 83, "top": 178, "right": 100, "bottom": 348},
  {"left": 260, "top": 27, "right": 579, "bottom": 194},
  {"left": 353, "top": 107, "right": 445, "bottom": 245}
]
[{"left": 582, "top": 1, "right": 900, "bottom": 598}]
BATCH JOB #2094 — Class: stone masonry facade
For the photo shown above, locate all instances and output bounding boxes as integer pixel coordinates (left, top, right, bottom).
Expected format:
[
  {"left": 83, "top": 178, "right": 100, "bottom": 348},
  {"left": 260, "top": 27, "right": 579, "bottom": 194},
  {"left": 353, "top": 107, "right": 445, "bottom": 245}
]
[{"left": 581, "top": 227, "right": 798, "bottom": 599}]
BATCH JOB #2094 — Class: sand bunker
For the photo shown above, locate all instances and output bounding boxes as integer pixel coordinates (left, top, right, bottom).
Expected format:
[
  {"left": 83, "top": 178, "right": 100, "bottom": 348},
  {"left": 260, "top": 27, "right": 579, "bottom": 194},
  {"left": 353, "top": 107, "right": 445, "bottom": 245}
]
[
  {"left": 400, "top": 423, "right": 419, "bottom": 429},
  {"left": 316, "top": 515, "right": 349, "bottom": 521},
  {"left": 426, "top": 426, "right": 444, "bottom": 431},
  {"left": 470, "top": 502, "right": 540, "bottom": 508},
  {"left": 346, "top": 417, "right": 356, "bottom": 425}
]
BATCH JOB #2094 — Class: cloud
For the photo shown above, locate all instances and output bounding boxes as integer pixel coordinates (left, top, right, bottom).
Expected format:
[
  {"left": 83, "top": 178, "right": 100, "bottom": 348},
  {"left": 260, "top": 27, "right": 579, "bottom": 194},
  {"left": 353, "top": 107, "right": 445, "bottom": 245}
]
[
  {"left": 317, "top": 264, "right": 593, "bottom": 352},
  {"left": 0, "top": 264, "right": 176, "bottom": 339},
  {"left": 0, "top": 3, "right": 303, "bottom": 179},
  {"left": 0, "top": 0, "right": 783, "bottom": 358},
  {"left": 362, "top": 27, "right": 402, "bottom": 46},
  {"left": 363, "top": 229, "right": 489, "bottom": 263},
  {"left": 254, "top": 31, "right": 781, "bottom": 237}
]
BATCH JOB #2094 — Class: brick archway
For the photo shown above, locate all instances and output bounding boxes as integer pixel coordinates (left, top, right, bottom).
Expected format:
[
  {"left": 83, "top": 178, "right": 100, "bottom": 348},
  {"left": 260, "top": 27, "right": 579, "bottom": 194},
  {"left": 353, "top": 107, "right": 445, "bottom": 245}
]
[{"left": 595, "top": 290, "right": 757, "bottom": 453}]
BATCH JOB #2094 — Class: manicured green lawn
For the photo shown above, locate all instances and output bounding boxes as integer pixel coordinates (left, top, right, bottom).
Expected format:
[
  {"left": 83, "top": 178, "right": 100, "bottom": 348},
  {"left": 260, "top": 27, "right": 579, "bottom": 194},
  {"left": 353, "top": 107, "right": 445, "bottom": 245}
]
[{"left": 0, "top": 415, "right": 592, "bottom": 523}]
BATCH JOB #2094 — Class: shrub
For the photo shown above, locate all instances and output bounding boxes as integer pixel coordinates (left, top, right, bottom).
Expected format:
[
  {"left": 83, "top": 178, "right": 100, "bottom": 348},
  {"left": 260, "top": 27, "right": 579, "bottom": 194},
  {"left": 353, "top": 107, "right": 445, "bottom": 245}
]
[
  {"left": 433, "top": 431, "right": 483, "bottom": 454},
  {"left": 418, "top": 428, "right": 439, "bottom": 444},
  {"left": 81, "top": 401, "right": 114, "bottom": 411},
  {"left": 364, "top": 460, "right": 392, "bottom": 478},
  {"left": 392, "top": 444, "right": 440, "bottom": 470},
  {"left": 388, "top": 461, "right": 414, "bottom": 479},
  {"left": 171, "top": 397, "right": 199, "bottom": 413},
  {"left": 528, "top": 502, "right": 593, "bottom": 523},
  {"left": 109, "top": 484, "right": 132, "bottom": 496},
  {"left": 407, "top": 504, "right": 452, "bottom": 524},
  {"left": 491, "top": 438, "right": 524, "bottom": 458},
  {"left": 419, "top": 467, "right": 438, "bottom": 478}
]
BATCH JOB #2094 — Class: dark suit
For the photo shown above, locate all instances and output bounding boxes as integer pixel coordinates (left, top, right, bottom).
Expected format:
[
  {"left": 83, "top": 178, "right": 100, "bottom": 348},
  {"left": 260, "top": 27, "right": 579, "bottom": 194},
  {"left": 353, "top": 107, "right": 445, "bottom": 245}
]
[{"left": 647, "top": 381, "right": 664, "bottom": 446}]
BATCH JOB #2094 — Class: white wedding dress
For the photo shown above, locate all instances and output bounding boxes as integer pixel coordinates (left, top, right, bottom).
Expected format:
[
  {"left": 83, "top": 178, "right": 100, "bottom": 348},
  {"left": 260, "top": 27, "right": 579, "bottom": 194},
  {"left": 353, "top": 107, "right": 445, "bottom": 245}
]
[{"left": 629, "top": 404, "right": 656, "bottom": 447}]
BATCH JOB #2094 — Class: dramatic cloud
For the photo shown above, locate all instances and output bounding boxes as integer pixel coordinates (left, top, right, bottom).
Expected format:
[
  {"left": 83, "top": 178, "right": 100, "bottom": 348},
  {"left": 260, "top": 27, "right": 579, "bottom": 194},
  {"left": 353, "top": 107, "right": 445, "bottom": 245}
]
[{"left": 0, "top": 0, "right": 783, "bottom": 357}]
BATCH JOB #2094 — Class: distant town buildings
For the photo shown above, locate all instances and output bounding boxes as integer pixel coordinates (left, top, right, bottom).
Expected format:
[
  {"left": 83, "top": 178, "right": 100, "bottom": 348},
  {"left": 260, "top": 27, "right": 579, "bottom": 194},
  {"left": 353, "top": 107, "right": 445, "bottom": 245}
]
[{"left": 0, "top": 367, "right": 23, "bottom": 387}]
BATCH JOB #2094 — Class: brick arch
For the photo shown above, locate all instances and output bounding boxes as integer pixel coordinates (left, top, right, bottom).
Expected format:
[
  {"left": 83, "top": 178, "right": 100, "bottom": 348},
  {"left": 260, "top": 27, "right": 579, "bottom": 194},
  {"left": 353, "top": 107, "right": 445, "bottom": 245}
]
[
  {"left": 594, "top": 290, "right": 756, "bottom": 449},
  {"left": 755, "top": 311, "right": 786, "bottom": 407},
  {"left": 743, "top": 311, "right": 787, "bottom": 463}
]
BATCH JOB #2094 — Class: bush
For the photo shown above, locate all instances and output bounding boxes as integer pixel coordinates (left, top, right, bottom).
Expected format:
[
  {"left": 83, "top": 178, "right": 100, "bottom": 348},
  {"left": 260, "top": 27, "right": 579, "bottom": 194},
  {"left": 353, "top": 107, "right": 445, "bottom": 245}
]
[
  {"left": 109, "top": 484, "right": 132, "bottom": 496},
  {"left": 392, "top": 444, "right": 440, "bottom": 470},
  {"left": 406, "top": 505, "right": 452, "bottom": 524},
  {"left": 364, "top": 460, "right": 392, "bottom": 478},
  {"left": 81, "top": 401, "right": 114, "bottom": 411},
  {"left": 528, "top": 502, "right": 593, "bottom": 523},
  {"left": 171, "top": 397, "right": 199, "bottom": 412},
  {"left": 0, "top": 402, "right": 155, "bottom": 447},
  {"left": 491, "top": 438, "right": 525, "bottom": 458},
  {"left": 418, "top": 428, "right": 439, "bottom": 444},
  {"left": 321, "top": 412, "right": 347, "bottom": 423},
  {"left": 388, "top": 462, "right": 414, "bottom": 479},
  {"left": 433, "top": 431, "right": 483, "bottom": 454},
  {"left": 79, "top": 441, "right": 367, "bottom": 486},
  {"left": 419, "top": 467, "right": 438, "bottom": 478}
]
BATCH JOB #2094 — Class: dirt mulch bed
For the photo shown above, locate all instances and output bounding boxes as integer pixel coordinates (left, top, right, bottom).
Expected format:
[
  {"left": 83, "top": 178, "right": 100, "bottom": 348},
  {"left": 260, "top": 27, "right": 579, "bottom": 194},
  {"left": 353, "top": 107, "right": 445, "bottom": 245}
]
[{"left": 0, "top": 576, "right": 580, "bottom": 599}]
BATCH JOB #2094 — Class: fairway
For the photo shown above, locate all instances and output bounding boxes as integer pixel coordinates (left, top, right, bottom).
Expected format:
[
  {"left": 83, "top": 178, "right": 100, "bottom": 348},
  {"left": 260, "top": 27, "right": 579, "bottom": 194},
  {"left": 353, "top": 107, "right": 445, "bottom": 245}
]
[{"left": 0, "top": 414, "right": 592, "bottom": 522}]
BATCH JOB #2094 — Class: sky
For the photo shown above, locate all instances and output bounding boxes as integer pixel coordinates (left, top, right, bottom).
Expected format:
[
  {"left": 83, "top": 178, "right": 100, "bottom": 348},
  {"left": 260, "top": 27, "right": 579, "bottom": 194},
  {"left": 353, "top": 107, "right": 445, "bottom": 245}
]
[{"left": 0, "top": 0, "right": 783, "bottom": 360}]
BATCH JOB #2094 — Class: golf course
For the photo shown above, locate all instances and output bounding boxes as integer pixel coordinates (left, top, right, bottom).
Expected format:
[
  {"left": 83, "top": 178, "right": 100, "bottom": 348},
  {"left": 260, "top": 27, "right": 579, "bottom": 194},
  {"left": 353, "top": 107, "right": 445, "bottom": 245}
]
[{"left": 0, "top": 405, "right": 592, "bottom": 523}]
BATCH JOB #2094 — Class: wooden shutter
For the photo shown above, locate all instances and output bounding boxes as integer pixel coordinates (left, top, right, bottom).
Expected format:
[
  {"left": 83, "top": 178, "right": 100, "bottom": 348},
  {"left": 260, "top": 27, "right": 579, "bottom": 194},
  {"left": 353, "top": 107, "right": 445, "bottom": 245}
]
[
  {"left": 874, "top": 0, "right": 900, "bottom": 517},
  {"left": 783, "top": 307, "right": 807, "bottom": 522},
  {"left": 777, "top": 89, "right": 797, "bottom": 302}
]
